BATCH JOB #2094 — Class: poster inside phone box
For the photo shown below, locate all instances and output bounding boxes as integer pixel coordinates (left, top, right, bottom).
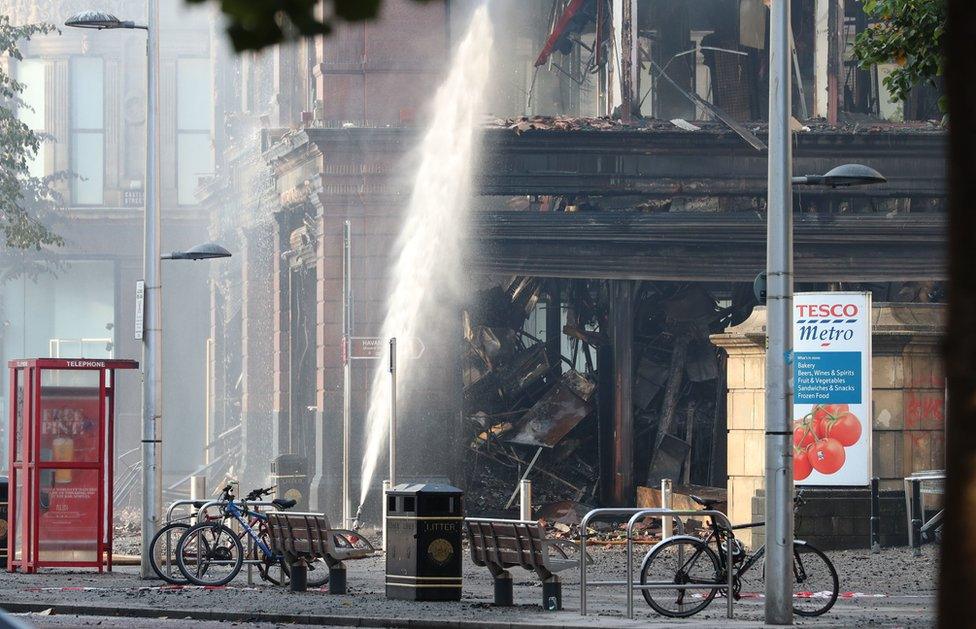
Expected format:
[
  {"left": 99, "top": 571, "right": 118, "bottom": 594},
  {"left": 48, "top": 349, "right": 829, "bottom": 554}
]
[{"left": 36, "top": 381, "right": 102, "bottom": 562}]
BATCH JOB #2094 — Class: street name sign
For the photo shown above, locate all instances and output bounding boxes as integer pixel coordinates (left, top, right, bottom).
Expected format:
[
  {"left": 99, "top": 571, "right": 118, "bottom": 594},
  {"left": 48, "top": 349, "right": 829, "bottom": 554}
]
[
  {"left": 344, "top": 336, "right": 426, "bottom": 362},
  {"left": 134, "top": 280, "right": 145, "bottom": 341}
]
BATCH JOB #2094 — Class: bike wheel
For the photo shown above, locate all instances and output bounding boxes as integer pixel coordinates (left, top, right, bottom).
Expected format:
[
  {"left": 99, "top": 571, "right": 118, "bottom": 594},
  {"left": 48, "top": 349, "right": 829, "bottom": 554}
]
[
  {"left": 305, "top": 558, "right": 330, "bottom": 588},
  {"left": 792, "top": 541, "right": 838, "bottom": 617},
  {"left": 149, "top": 522, "right": 191, "bottom": 584},
  {"left": 176, "top": 522, "right": 244, "bottom": 586},
  {"left": 639, "top": 537, "right": 722, "bottom": 618}
]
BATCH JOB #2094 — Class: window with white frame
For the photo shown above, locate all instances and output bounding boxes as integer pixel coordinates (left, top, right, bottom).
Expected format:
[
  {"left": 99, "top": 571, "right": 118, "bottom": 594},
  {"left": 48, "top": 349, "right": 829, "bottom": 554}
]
[
  {"left": 70, "top": 57, "right": 105, "bottom": 205},
  {"left": 176, "top": 57, "right": 213, "bottom": 205},
  {"left": 15, "top": 58, "right": 46, "bottom": 178}
]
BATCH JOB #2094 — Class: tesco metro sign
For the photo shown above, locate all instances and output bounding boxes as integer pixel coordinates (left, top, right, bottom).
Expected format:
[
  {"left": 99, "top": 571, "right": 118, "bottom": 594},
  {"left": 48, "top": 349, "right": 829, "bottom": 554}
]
[
  {"left": 795, "top": 303, "right": 861, "bottom": 318},
  {"left": 795, "top": 302, "right": 863, "bottom": 345},
  {"left": 793, "top": 292, "right": 872, "bottom": 487}
]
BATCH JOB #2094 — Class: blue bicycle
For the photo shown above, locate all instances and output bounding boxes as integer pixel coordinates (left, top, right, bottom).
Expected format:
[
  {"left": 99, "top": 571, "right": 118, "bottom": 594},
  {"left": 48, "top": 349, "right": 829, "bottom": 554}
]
[{"left": 174, "top": 483, "right": 329, "bottom": 587}]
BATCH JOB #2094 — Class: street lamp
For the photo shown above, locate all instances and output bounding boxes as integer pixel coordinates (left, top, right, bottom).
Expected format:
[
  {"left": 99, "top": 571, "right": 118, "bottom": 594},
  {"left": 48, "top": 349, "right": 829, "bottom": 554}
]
[
  {"left": 766, "top": 3, "right": 886, "bottom": 622},
  {"left": 64, "top": 11, "right": 145, "bottom": 30},
  {"left": 68, "top": 1, "right": 164, "bottom": 580},
  {"left": 162, "top": 243, "right": 233, "bottom": 261},
  {"left": 793, "top": 164, "right": 887, "bottom": 188}
]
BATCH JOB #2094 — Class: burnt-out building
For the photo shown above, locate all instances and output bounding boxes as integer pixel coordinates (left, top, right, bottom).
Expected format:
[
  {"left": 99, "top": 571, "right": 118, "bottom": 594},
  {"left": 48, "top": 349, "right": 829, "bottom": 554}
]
[{"left": 201, "top": 0, "right": 947, "bottom": 539}]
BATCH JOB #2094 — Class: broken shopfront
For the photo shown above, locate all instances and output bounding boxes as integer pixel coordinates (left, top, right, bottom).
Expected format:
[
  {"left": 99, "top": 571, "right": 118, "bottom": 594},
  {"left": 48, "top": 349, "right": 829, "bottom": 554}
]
[{"left": 245, "top": 121, "right": 946, "bottom": 540}]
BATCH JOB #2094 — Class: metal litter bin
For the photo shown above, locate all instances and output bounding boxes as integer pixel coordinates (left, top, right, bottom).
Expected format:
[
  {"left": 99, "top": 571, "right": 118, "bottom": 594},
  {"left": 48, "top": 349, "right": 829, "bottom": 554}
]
[
  {"left": 386, "top": 482, "right": 463, "bottom": 601},
  {"left": 271, "top": 454, "right": 309, "bottom": 510}
]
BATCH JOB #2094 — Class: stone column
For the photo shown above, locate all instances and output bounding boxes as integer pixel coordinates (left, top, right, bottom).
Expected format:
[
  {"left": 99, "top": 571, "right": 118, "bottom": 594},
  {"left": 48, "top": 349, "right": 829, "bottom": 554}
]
[
  {"left": 271, "top": 211, "right": 292, "bottom": 463},
  {"left": 710, "top": 309, "right": 767, "bottom": 548},
  {"left": 711, "top": 303, "right": 945, "bottom": 548}
]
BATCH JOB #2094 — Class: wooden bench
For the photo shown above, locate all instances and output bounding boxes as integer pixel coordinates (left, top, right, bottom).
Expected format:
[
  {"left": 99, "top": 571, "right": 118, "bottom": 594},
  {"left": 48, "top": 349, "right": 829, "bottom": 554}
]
[
  {"left": 267, "top": 511, "right": 376, "bottom": 593},
  {"left": 464, "top": 518, "right": 588, "bottom": 610}
]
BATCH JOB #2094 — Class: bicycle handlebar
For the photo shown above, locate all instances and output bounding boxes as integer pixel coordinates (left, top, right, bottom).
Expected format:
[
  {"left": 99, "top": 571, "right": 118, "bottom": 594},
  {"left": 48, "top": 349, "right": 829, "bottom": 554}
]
[{"left": 244, "top": 486, "right": 276, "bottom": 501}]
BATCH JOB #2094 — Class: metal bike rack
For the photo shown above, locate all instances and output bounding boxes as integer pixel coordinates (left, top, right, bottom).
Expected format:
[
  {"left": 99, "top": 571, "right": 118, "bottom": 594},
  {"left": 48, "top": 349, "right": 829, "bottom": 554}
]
[
  {"left": 903, "top": 470, "right": 945, "bottom": 556},
  {"left": 165, "top": 499, "right": 206, "bottom": 523},
  {"left": 153, "top": 499, "right": 211, "bottom": 582},
  {"left": 579, "top": 507, "right": 735, "bottom": 620},
  {"left": 159, "top": 499, "right": 285, "bottom": 584},
  {"left": 579, "top": 508, "right": 684, "bottom": 616}
]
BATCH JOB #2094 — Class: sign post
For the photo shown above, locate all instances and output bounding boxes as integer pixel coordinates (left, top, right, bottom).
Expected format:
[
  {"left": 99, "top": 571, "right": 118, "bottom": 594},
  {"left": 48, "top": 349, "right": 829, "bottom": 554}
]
[
  {"left": 341, "top": 333, "right": 425, "bottom": 528},
  {"left": 341, "top": 221, "right": 353, "bottom": 529},
  {"left": 389, "top": 337, "right": 397, "bottom": 487},
  {"left": 792, "top": 292, "right": 873, "bottom": 486}
]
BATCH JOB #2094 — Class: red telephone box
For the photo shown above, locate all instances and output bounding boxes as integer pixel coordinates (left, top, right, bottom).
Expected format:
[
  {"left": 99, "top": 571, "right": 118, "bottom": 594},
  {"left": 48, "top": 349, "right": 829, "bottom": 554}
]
[{"left": 7, "top": 358, "right": 138, "bottom": 573}]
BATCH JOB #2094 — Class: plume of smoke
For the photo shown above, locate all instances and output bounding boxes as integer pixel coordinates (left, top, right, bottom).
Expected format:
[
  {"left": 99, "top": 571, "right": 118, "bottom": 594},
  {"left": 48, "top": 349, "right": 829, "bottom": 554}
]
[{"left": 357, "top": 6, "right": 494, "bottom": 508}]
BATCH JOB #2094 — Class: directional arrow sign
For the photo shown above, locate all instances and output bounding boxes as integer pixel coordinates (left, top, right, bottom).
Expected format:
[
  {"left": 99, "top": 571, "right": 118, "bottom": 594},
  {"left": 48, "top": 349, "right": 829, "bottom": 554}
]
[{"left": 347, "top": 336, "right": 425, "bottom": 360}]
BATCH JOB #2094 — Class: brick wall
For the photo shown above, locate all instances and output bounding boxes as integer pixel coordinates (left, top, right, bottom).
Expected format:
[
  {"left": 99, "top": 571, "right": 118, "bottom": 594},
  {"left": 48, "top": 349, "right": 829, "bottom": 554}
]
[
  {"left": 752, "top": 488, "right": 909, "bottom": 550},
  {"left": 315, "top": 0, "right": 448, "bottom": 126}
]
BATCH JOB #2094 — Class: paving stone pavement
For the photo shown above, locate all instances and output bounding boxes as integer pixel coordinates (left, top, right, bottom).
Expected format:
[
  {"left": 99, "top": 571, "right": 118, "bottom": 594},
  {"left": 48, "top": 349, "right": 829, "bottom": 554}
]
[{"left": 0, "top": 544, "right": 938, "bottom": 627}]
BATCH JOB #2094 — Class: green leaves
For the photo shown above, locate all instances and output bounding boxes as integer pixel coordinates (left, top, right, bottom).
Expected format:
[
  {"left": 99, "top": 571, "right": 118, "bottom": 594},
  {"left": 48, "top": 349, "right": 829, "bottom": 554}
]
[
  {"left": 186, "top": 0, "right": 429, "bottom": 53},
  {"left": 0, "top": 16, "right": 63, "bottom": 252},
  {"left": 852, "top": 0, "right": 946, "bottom": 111}
]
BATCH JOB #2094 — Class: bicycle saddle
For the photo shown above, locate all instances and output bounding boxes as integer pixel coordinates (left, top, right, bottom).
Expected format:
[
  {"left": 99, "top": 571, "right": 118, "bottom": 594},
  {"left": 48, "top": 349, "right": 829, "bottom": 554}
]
[
  {"left": 690, "top": 495, "right": 721, "bottom": 509},
  {"left": 272, "top": 498, "right": 297, "bottom": 510},
  {"left": 192, "top": 500, "right": 207, "bottom": 509}
]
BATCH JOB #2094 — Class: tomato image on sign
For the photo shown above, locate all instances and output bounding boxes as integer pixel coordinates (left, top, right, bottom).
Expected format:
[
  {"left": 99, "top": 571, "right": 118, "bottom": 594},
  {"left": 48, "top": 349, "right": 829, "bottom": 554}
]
[{"left": 793, "top": 404, "right": 864, "bottom": 480}]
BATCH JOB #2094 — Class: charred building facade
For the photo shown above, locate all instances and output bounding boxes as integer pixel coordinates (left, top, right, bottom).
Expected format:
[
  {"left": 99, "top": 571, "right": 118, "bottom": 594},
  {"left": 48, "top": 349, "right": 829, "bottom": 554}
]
[{"left": 201, "top": 0, "right": 947, "bottom": 544}]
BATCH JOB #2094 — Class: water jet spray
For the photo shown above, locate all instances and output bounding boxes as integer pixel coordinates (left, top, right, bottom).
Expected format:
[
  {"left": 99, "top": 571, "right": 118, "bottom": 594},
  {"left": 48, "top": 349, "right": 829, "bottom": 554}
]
[{"left": 355, "top": 6, "right": 494, "bottom": 520}]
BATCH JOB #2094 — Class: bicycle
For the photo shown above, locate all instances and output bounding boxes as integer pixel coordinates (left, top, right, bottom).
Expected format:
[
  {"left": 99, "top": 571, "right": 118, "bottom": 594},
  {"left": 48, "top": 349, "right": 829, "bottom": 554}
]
[
  {"left": 151, "top": 485, "right": 296, "bottom": 585},
  {"left": 638, "top": 492, "right": 838, "bottom": 618},
  {"left": 149, "top": 500, "right": 215, "bottom": 584},
  {"left": 174, "top": 483, "right": 330, "bottom": 587}
]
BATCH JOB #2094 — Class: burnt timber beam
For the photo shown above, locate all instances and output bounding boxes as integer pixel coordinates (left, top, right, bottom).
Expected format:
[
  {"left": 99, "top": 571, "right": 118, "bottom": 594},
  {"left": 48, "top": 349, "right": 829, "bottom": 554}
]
[
  {"left": 264, "top": 127, "right": 946, "bottom": 201},
  {"left": 469, "top": 212, "right": 946, "bottom": 282},
  {"left": 478, "top": 128, "right": 946, "bottom": 198},
  {"left": 609, "top": 280, "right": 635, "bottom": 506}
]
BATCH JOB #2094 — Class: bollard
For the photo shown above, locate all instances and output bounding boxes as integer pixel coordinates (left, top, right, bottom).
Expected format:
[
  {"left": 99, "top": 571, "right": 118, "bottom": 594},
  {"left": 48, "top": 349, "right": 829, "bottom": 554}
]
[
  {"left": 329, "top": 563, "right": 348, "bottom": 595},
  {"left": 661, "top": 478, "right": 673, "bottom": 539},
  {"left": 911, "top": 480, "right": 922, "bottom": 557},
  {"left": 870, "top": 477, "right": 881, "bottom": 553},
  {"left": 382, "top": 479, "right": 391, "bottom": 552},
  {"left": 289, "top": 560, "right": 308, "bottom": 592},
  {"left": 520, "top": 479, "right": 532, "bottom": 521}
]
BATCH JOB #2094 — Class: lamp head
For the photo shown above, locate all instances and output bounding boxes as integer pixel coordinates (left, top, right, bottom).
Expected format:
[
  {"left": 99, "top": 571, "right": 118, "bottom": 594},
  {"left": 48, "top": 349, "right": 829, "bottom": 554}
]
[
  {"left": 818, "top": 164, "right": 887, "bottom": 188},
  {"left": 65, "top": 11, "right": 140, "bottom": 30},
  {"left": 162, "top": 243, "right": 232, "bottom": 261}
]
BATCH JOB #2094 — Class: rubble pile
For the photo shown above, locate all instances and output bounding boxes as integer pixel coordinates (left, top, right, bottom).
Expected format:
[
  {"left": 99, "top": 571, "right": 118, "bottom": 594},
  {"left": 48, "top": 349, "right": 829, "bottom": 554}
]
[
  {"left": 488, "top": 114, "right": 947, "bottom": 136},
  {"left": 113, "top": 507, "right": 142, "bottom": 556},
  {"left": 462, "top": 276, "right": 742, "bottom": 518},
  {"left": 461, "top": 277, "right": 597, "bottom": 514}
]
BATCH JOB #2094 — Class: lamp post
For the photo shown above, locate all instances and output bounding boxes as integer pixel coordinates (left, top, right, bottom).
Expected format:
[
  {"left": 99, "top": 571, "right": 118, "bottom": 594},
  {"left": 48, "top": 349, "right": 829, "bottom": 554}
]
[
  {"left": 765, "top": 2, "right": 885, "bottom": 618},
  {"left": 764, "top": 162, "right": 885, "bottom": 626},
  {"left": 66, "top": 5, "right": 159, "bottom": 580},
  {"left": 66, "top": 7, "right": 230, "bottom": 578}
]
